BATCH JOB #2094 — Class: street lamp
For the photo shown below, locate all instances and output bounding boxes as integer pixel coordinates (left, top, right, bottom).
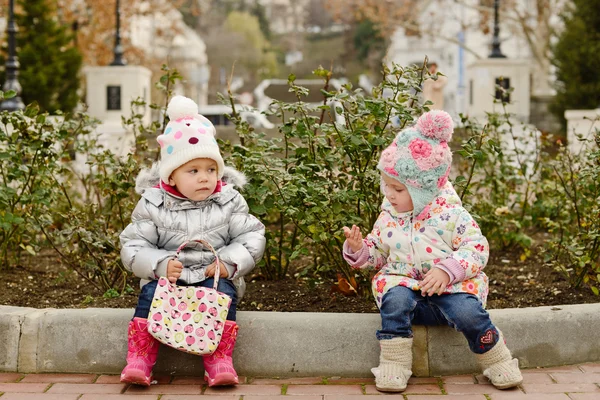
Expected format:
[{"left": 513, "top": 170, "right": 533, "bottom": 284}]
[
  {"left": 489, "top": 0, "right": 507, "bottom": 58},
  {"left": 110, "top": 0, "right": 127, "bottom": 66},
  {"left": 0, "top": 0, "right": 25, "bottom": 111}
]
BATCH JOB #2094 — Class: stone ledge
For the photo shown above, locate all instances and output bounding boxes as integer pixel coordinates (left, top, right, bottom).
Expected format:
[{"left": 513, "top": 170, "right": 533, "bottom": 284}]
[{"left": 1, "top": 304, "right": 599, "bottom": 377}]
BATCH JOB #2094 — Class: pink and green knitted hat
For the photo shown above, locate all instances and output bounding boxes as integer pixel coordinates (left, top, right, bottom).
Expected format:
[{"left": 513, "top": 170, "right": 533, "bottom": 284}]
[
  {"left": 157, "top": 95, "right": 224, "bottom": 183},
  {"left": 377, "top": 110, "right": 454, "bottom": 219}
]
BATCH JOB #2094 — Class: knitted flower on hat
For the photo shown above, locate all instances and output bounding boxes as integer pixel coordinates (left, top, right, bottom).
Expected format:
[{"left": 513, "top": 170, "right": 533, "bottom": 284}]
[
  {"left": 378, "top": 110, "right": 454, "bottom": 220},
  {"left": 157, "top": 95, "right": 224, "bottom": 183}
]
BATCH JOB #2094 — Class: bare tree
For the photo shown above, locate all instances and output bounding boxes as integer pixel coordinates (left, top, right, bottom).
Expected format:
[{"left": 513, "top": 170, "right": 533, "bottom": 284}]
[
  {"left": 53, "top": 0, "right": 186, "bottom": 67},
  {"left": 326, "top": 0, "right": 566, "bottom": 96}
]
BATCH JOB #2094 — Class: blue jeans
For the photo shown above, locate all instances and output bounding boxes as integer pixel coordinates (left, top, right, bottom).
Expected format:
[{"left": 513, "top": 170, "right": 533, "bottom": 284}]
[
  {"left": 133, "top": 278, "right": 238, "bottom": 321},
  {"left": 378, "top": 285, "right": 498, "bottom": 354}
]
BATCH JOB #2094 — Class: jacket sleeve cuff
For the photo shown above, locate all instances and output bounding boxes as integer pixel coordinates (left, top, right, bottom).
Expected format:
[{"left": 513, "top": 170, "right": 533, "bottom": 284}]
[
  {"left": 154, "top": 256, "right": 172, "bottom": 279},
  {"left": 436, "top": 258, "right": 464, "bottom": 284},
  {"left": 217, "top": 242, "right": 254, "bottom": 278},
  {"left": 223, "top": 261, "right": 237, "bottom": 279},
  {"left": 343, "top": 241, "right": 369, "bottom": 267}
]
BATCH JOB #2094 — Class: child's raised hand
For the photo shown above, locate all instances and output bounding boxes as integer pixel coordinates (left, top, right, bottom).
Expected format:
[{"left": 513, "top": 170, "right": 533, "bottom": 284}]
[
  {"left": 167, "top": 259, "right": 183, "bottom": 283},
  {"left": 420, "top": 268, "right": 450, "bottom": 296},
  {"left": 205, "top": 260, "right": 229, "bottom": 278},
  {"left": 343, "top": 225, "right": 364, "bottom": 253}
]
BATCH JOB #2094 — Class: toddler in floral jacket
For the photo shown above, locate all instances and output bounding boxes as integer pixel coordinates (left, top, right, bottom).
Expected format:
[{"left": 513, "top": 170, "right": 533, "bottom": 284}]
[{"left": 343, "top": 110, "right": 522, "bottom": 392}]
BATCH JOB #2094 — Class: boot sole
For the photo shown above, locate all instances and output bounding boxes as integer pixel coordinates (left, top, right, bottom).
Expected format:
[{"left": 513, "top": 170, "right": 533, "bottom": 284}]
[
  {"left": 375, "top": 385, "right": 407, "bottom": 393},
  {"left": 121, "top": 371, "right": 151, "bottom": 387},
  {"left": 494, "top": 379, "right": 523, "bottom": 390},
  {"left": 204, "top": 371, "right": 239, "bottom": 386}
]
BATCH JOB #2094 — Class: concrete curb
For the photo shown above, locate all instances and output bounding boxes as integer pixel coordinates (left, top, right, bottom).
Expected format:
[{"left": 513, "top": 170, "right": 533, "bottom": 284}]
[{"left": 1, "top": 304, "right": 599, "bottom": 377}]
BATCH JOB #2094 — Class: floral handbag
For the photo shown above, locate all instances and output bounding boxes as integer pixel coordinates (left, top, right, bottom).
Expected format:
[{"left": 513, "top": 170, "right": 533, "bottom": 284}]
[{"left": 147, "top": 239, "right": 232, "bottom": 356}]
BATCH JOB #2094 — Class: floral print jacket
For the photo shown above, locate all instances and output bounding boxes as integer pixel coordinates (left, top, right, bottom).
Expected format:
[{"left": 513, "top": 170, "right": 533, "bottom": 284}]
[{"left": 343, "top": 182, "right": 490, "bottom": 308}]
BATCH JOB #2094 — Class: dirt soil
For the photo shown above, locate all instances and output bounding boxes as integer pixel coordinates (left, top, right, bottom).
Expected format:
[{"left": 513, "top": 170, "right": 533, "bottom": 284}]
[{"left": 1, "top": 245, "right": 598, "bottom": 312}]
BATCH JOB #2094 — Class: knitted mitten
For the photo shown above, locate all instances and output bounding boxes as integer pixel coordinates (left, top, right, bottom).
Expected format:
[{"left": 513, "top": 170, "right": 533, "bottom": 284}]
[
  {"left": 475, "top": 332, "right": 523, "bottom": 389},
  {"left": 371, "top": 337, "right": 413, "bottom": 392}
]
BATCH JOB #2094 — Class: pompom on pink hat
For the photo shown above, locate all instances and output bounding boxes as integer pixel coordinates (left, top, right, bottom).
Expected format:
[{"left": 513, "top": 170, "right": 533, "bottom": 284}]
[
  {"left": 156, "top": 95, "right": 224, "bottom": 183},
  {"left": 377, "top": 110, "right": 454, "bottom": 219}
]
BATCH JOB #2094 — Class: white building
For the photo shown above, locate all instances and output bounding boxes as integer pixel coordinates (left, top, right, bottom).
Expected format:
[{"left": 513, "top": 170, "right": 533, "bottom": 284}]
[
  {"left": 77, "top": 4, "right": 210, "bottom": 164},
  {"left": 0, "top": 3, "right": 210, "bottom": 108},
  {"left": 385, "top": 0, "right": 564, "bottom": 118},
  {"left": 130, "top": 5, "right": 209, "bottom": 106},
  {"left": 255, "top": 0, "right": 310, "bottom": 35}
]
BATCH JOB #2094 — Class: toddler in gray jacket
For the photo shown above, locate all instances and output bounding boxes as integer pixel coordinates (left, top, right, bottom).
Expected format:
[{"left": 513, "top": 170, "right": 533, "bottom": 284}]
[{"left": 119, "top": 95, "right": 266, "bottom": 387}]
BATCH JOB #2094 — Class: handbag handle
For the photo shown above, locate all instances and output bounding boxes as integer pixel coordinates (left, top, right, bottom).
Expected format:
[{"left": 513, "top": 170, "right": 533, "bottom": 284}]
[{"left": 175, "top": 239, "right": 222, "bottom": 290}]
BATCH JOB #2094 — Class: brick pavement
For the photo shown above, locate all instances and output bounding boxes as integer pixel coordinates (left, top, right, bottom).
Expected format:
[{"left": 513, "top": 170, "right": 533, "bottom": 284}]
[{"left": 0, "top": 363, "right": 598, "bottom": 399}]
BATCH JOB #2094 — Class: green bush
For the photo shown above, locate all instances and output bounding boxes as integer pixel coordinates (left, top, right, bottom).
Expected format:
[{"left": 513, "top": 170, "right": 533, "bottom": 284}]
[
  {"left": 2, "top": 61, "right": 599, "bottom": 298},
  {"left": 0, "top": 97, "right": 82, "bottom": 265},
  {"left": 36, "top": 66, "right": 180, "bottom": 294},
  {"left": 453, "top": 104, "right": 550, "bottom": 253},
  {"left": 0, "top": 96, "right": 138, "bottom": 293},
  {"left": 540, "top": 127, "right": 600, "bottom": 294},
  {"left": 0, "top": 66, "right": 177, "bottom": 296},
  {"left": 222, "top": 62, "right": 434, "bottom": 291}
]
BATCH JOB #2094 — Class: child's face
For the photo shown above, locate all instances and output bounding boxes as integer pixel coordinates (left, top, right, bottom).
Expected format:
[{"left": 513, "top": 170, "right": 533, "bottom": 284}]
[
  {"left": 169, "top": 158, "right": 218, "bottom": 201},
  {"left": 381, "top": 174, "right": 414, "bottom": 213}
]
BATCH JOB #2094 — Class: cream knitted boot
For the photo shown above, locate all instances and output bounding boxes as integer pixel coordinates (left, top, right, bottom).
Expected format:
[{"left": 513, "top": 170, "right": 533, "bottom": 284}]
[
  {"left": 371, "top": 337, "right": 413, "bottom": 392},
  {"left": 475, "top": 332, "right": 523, "bottom": 389}
]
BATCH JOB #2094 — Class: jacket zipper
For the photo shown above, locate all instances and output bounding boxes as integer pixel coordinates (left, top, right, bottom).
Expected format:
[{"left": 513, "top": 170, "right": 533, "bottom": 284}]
[
  {"left": 201, "top": 206, "right": 207, "bottom": 267},
  {"left": 408, "top": 214, "right": 421, "bottom": 278}
]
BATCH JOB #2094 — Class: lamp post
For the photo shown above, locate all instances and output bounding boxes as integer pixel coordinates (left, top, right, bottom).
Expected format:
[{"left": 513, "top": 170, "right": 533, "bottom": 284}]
[
  {"left": 110, "top": 0, "right": 127, "bottom": 66},
  {"left": 489, "top": 0, "right": 506, "bottom": 58},
  {"left": 1, "top": 0, "right": 25, "bottom": 111}
]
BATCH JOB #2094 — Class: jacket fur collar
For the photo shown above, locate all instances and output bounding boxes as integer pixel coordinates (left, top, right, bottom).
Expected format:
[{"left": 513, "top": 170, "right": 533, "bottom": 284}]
[{"left": 135, "top": 162, "right": 247, "bottom": 207}]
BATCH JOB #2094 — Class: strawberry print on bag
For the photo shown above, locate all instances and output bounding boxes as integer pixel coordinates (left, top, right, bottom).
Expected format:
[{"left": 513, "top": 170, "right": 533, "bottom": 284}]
[
  {"left": 147, "top": 240, "right": 232, "bottom": 356},
  {"left": 148, "top": 277, "right": 231, "bottom": 355}
]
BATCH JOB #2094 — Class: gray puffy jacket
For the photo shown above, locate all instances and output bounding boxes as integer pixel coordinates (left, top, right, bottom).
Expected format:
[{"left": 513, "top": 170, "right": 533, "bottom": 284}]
[{"left": 120, "top": 163, "right": 266, "bottom": 297}]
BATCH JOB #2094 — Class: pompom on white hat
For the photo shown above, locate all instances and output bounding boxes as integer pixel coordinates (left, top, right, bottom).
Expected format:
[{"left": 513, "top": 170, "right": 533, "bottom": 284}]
[{"left": 157, "top": 95, "right": 224, "bottom": 183}]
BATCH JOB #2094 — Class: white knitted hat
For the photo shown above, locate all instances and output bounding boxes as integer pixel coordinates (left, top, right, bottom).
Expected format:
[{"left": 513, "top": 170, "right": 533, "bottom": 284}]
[{"left": 157, "top": 95, "right": 224, "bottom": 183}]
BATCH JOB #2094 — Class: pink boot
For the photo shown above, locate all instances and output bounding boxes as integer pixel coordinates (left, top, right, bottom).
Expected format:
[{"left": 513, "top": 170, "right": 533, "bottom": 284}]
[
  {"left": 203, "top": 321, "right": 239, "bottom": 386},
  {"left": 120, "top": 317, "right": 160, "bottom": 386}
]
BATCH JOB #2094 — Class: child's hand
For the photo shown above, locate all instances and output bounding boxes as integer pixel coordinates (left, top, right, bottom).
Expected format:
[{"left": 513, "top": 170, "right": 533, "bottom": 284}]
[
  {"left": 167, "top": 259, "right": 183, "bottom": 283},
  {"left": 205, "top": 261, "right": 229, "bottom": 278},
  {"left": 420, "top": 268, "right": 450, "bottom": 296},
  {"left": 343, "top": 225, "right": 364, "bottom": 253}
]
